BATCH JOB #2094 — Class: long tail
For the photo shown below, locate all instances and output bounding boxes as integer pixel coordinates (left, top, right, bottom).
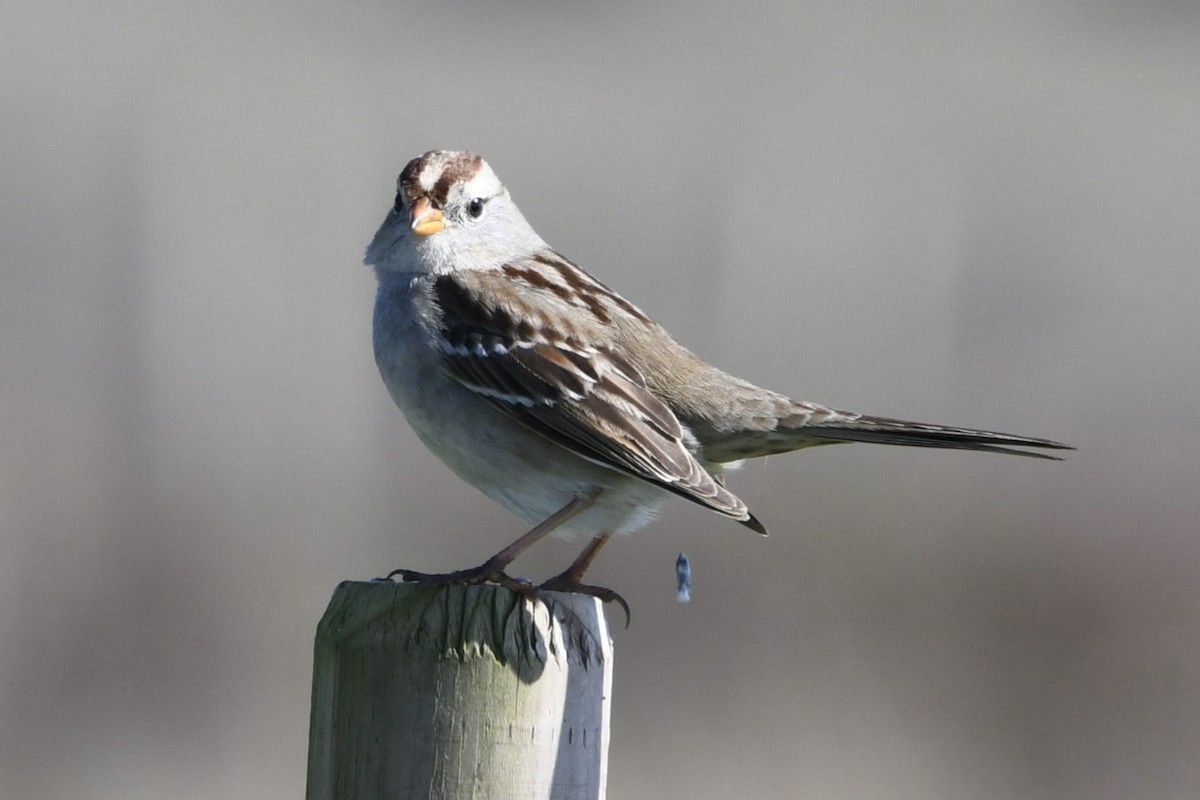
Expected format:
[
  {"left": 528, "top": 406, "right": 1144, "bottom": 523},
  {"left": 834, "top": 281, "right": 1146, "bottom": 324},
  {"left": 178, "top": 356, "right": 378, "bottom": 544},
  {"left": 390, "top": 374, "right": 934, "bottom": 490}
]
[
  {"left": 702, "top": 401, "right": 1073, "bottom": 462},
  {"left": 797, "top": 412, "right": 1073, "bottom": 459}
]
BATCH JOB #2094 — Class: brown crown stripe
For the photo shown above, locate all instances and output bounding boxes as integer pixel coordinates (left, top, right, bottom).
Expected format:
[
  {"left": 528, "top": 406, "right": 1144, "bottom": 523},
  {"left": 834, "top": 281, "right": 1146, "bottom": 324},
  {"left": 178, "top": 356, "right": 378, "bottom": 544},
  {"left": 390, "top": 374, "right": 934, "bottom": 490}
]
[
  {"left": 398, "top": 157, "right": 425, "bottom": 202},
  {"left": 400, "top": 151, "right": 485, "bottom": 207}
]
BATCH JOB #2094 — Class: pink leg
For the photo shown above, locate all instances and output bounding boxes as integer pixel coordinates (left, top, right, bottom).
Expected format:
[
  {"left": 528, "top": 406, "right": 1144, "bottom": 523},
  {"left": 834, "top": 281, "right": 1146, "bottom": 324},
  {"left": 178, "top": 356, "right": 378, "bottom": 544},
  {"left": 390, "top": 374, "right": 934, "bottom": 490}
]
[
  {"left": 540, "top": 532, "right": 631, "bottom": 626},
  {"left": 387, "top": 492, "right": 598, "bottom": 590}
]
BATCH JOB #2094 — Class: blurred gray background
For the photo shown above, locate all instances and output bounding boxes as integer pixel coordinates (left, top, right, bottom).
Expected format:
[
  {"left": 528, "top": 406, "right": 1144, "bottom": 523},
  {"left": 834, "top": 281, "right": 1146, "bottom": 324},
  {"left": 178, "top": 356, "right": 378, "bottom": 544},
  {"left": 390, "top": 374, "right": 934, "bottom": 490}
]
[{"left": 4, "top": 1, "right": 1199, "bottom": 798}]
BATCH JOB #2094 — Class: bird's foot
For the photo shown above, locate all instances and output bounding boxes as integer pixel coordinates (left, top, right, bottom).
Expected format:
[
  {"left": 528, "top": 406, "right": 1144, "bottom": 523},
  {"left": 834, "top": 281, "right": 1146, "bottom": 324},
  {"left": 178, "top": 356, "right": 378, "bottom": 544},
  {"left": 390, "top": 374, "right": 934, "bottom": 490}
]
[
  {"left": 385, "top": 562, "right": 532, "bottom": 595},
  {"left": 539, "top": 573, "right": 631, "bottom": 628}
]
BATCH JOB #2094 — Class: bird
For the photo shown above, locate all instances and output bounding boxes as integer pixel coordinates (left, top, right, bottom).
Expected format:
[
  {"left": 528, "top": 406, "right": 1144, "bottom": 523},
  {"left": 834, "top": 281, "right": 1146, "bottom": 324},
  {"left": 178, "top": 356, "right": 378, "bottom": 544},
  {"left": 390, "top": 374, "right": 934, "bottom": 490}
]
[{"left": 365, "top": 150, "right": 1071, "bottom": 618}]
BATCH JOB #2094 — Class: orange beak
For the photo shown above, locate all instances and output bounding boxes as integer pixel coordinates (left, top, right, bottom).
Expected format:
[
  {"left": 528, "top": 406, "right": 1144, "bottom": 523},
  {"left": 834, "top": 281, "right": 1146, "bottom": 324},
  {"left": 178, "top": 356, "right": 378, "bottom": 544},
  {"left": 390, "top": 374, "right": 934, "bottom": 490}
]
[{"left": 409, "top": 197, "right": 445, "bottom": 236}]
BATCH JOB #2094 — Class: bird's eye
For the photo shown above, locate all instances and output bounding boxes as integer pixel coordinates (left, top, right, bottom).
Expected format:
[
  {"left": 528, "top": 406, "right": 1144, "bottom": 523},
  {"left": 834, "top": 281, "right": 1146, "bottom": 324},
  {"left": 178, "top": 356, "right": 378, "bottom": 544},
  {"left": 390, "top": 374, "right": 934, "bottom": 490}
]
[
  {"left": 393, "top": 193, "right": 404, "bottom": 213},
  {"left": 467, "top": 198, "right": 486, "bottom": 219}
]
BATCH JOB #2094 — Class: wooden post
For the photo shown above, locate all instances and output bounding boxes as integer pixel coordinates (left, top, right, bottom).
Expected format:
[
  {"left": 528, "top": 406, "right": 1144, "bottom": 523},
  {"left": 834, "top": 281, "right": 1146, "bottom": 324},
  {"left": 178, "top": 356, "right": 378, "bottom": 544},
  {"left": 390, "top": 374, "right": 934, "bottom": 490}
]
[{"left": 306, "top": 581, "right": 613, "bottom": 800}]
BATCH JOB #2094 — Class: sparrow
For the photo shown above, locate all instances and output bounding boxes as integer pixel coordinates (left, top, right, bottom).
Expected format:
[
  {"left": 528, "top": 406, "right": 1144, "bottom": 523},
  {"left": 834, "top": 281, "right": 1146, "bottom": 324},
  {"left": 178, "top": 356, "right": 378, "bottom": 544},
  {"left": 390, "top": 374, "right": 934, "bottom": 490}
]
[{"left": 366, "top": 150, "right": 1071, "bottom": 618}]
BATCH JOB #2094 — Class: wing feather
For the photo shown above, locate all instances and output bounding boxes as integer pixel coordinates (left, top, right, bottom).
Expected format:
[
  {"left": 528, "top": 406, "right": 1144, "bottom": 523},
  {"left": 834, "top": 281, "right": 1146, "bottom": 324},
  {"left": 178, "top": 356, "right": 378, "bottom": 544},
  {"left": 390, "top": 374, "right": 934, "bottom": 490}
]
[{"left": 433, "top": 271, "right": 764, "bottom": 532}]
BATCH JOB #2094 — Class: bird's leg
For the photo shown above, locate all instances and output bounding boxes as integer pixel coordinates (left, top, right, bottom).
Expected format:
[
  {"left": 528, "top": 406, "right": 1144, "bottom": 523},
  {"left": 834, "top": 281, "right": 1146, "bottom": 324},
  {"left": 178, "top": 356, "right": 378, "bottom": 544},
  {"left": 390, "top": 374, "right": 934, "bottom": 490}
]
[
  {"left": 539, "top": 532, "right": 631, "bottom": 626},
  {"left": 387, "top": 491, "right": 599, "bottom": 590}
]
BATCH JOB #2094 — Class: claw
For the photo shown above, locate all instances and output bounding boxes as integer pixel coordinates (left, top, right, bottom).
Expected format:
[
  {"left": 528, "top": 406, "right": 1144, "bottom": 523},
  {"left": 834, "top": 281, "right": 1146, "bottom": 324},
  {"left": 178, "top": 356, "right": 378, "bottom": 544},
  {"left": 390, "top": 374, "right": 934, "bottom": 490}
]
[
  {"left": 538, "top": 575, "right": 632, "bottom": 628},
  {"left": 382, "top": 564, "right": 630, "bottom": 627},
  {"left": 385, "top": 561, "right": 530, "bottom": 593}
]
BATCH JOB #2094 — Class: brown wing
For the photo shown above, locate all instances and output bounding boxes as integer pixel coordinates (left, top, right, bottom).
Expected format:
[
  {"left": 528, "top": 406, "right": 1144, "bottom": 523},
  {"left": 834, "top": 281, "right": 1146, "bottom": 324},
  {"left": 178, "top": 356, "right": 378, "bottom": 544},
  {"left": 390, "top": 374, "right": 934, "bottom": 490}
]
[{"left": 433, "top": 272, "right": 766, "bottom": 533}]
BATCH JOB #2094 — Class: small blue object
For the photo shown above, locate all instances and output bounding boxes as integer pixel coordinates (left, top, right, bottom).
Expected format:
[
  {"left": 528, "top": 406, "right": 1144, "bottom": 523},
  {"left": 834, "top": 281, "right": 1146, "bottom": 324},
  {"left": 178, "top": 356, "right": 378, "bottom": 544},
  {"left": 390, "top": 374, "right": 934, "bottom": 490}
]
[{"left": 675, "top": 553, "right": 692, "bottom": 603}]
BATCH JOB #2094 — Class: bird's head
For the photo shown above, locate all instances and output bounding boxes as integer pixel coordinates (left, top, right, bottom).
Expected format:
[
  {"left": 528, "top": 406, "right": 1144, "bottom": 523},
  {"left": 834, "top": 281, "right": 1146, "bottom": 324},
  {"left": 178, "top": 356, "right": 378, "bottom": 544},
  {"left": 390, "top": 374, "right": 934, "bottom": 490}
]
[{"left": 365, "top": 150, "right": 545, "bottom": 277}]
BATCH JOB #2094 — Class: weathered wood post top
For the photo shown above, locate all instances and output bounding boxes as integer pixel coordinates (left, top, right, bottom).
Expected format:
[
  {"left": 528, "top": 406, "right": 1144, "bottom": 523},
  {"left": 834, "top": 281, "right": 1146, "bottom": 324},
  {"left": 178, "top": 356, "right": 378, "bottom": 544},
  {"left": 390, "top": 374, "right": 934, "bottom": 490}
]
[{"left": 306, "top": 581, "right": 613, "bottom": 800}]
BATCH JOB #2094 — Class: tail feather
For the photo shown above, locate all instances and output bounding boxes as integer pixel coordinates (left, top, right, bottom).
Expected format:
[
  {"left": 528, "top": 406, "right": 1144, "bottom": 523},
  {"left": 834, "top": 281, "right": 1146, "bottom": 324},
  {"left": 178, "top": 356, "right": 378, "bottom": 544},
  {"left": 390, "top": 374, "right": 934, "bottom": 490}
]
[
  {"left": 697, "top": 401, "right": 1073, "bottom": 463},
  {"left": 801, "top": 414, "right": 1073, "bottom": 460}
]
